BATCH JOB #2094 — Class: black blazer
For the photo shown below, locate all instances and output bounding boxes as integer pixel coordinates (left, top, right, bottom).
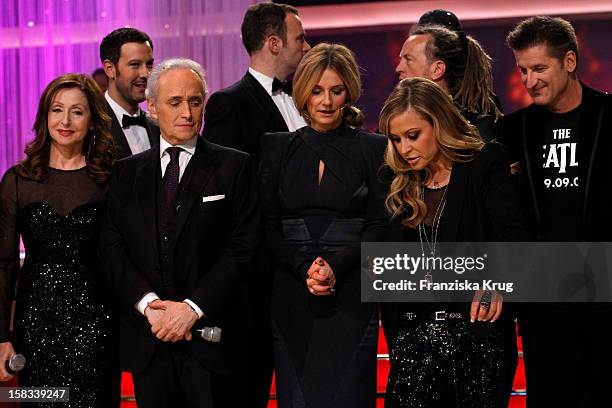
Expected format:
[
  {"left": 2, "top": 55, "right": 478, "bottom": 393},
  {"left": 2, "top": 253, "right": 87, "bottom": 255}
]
[
  {"left": 100, "top": 137, "right": 259, "bottom": 374},
  {"left": 106, "top": 102, "right": 160, "bottom": 160},
  {"left": 385, "top": 142, "right": 527, "bottom": 243},
  {"left": 203, "top": 71, "right": 289, "bottom": 163},
  {"left": 498, "top": 83, "right": 612, "bottom": 241},
  {"left": 382, "top": 143, "right": 528, "bottom": 344}
]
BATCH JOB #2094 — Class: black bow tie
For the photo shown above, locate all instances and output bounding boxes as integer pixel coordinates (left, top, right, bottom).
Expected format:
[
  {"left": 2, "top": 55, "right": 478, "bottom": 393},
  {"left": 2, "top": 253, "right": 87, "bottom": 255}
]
[
  {"left": 272, "top": 78, "right": 292, "bottom": 95},
  {"left": 122, "top": 113, "right": 147, "bottom": 129}
]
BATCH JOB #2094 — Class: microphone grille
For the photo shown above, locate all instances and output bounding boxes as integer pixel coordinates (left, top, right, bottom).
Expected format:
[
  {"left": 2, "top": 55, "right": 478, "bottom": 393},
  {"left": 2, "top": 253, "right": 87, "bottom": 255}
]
[{"left": 9, "top": 354, "right": 26, "bottom": 371}]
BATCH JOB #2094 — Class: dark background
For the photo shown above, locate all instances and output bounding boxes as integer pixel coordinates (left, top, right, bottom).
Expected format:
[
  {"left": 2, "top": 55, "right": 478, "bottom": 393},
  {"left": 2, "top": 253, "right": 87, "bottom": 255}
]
[{"left": 278, "top": 1, "right": 612, "bottom": 130}]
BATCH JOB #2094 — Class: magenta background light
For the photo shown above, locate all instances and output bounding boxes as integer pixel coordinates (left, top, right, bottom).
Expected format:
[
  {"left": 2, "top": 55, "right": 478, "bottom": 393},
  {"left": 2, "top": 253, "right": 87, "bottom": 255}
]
[{"left": 0, "top": 0, "right": 256, "bottom": 175}]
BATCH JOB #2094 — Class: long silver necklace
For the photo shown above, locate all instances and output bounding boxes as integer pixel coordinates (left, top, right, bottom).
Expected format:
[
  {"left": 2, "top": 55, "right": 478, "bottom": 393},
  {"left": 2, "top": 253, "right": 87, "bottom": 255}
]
[{"left": 418, "top": 185, "right": 448, "bottom": 284}]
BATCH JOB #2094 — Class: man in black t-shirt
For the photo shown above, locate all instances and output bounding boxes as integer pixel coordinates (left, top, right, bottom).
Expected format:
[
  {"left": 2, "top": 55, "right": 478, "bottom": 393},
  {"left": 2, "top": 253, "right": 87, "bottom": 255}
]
[
  {"left": 539, "top": 107, "right": 582, "bottom": 238},
  {"left": 500, "top": 16, "right": 612, "bottom": 407}
]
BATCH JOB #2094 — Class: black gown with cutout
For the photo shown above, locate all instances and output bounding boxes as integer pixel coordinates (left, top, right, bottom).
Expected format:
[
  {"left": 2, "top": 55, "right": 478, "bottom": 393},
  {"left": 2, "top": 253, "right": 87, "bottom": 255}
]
[{"left": 259, "top": 124, "right": 388, "bottom": 408}]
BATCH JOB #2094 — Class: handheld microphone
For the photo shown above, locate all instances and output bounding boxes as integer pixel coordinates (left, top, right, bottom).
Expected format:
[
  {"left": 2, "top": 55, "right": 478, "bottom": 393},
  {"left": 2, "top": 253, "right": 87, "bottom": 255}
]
[
  {"left": 6, "top": 354, "right": 25, "bottom": 374},
  {"left": 194, "top": 327, "right": 222, "bottom": 343}
]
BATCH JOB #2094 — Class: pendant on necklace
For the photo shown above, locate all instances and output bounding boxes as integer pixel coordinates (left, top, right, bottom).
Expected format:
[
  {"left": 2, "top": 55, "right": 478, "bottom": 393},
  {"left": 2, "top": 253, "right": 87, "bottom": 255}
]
[{"left": 425, "top": 271, "right": 433, "bottom": 284}]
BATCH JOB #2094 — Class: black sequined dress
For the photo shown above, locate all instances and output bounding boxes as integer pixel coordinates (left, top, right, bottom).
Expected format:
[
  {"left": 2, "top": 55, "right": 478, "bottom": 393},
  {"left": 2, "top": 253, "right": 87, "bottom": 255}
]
[{"left": 0, "top": 166, "right": 118, "bottom": 407}]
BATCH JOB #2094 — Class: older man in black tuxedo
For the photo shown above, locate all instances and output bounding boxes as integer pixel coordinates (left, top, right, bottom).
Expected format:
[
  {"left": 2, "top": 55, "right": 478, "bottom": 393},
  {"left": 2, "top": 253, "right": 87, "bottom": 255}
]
[{"left": 101, "top": 58, "right": 258, "bottom": 407}]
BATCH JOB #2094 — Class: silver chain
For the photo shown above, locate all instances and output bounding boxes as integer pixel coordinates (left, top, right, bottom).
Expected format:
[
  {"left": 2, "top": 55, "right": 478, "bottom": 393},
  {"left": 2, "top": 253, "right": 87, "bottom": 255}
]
[{"left": 418, "top": 185, "right": 448, "bottom": 283}]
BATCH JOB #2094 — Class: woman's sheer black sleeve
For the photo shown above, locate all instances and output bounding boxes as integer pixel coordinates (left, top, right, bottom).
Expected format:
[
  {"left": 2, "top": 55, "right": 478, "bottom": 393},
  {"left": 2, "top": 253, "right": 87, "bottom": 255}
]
[{"left": 0, "top": 168, "right": 20, "bottom": 342}]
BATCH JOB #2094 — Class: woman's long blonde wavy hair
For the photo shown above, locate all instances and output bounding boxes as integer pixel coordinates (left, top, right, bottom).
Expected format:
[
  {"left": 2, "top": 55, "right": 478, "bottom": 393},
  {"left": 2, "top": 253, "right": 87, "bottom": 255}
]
[{"left": 379, "top": 78, "right": 484, "bottom": 228}]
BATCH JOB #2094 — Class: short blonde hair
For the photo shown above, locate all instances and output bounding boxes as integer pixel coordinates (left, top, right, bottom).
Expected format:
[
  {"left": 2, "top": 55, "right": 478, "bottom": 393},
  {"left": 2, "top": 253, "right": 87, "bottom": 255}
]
[
  {"left": 379, "top": 77, "right": 484, "bottom": 228},
  {"left": 292, "top": 42, "right": 364, "bottom": 127}
]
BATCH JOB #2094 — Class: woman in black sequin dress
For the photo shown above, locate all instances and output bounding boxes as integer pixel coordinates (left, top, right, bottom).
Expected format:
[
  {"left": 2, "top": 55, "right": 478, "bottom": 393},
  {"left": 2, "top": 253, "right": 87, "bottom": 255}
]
[
  {"left": 379, "top": 78, "right": 528, "bottom": 407},
  {"left": 0, "top": 74, "right": 118, "bottom": 406},
  {"left": 259, "top": 43, "right": 387, "bottom": 407}
]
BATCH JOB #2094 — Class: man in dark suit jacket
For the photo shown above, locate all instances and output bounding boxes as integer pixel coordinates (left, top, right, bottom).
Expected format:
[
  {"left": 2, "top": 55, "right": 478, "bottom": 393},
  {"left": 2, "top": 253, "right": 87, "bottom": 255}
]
[
  {"left": 203, "top": 4, "right": 310, "bottom": 406},
  {"left": 500, "top": 16, "right": 612, "bottom": 408},
  {"left": 100, "top": 58, "right": 258, "bottom": 407},
  {"left": 204, "top": 2, "right": 310, "bottom": 163},
  {"left": 100, "top": 27, "right": 159, "bottom": 159}
]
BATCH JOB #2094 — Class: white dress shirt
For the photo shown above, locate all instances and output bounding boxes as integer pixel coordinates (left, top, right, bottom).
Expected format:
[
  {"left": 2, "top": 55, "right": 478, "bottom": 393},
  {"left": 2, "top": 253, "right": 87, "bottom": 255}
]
[
  {"left": 248, "top": 67, "right": 307, "bottom": 132},
  {"left": 159, "top": 134, "right": 197, "bottom": 181},
  {"left": 105, "top": 92, "right": 152, "bottom": 155},
  {"left": 135, "top": 134, "right": 203, "bottom": 319}
]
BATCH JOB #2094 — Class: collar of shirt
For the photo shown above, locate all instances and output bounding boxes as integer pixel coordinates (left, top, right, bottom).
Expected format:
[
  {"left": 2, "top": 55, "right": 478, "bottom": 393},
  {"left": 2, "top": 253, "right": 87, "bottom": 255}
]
[
  {"left": 159, "top": 135, "right": 197, "bottom": 160},
  {"left": 248, "top": 67, "right": 276, "bottom": 96},
  {"left": 105, "top": 92, "right": 152, "bottom": 154},
  {"left": 105, "top": 91, "right": 143, "bottom": 121},
  {"left": 159, "top": 135, "right": 198, "bottom": 181},
  {"left": 248, "top": 67, "right": 307, "bottom": 132}
]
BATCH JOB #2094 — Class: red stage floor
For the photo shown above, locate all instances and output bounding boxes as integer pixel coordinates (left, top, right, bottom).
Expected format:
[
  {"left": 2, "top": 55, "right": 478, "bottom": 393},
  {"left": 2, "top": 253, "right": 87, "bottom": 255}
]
[{"left": 118, "top": 324, "right": 527, "bottom": 407}]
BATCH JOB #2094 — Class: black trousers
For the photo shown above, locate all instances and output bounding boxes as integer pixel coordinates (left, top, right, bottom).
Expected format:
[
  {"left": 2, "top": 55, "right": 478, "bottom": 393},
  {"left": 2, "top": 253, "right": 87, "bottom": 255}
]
[
  {"left": 244, "top": 304, "right": 274, "bottom": 408},
  {"left": 132, "top": 343, "right": 246, "bottom": 408},
  {"left": 520, "top": 304, "right": 612, "bottom": 408},
  {"left": 244, "top": 250, "right": 275, "bottom": 408}
]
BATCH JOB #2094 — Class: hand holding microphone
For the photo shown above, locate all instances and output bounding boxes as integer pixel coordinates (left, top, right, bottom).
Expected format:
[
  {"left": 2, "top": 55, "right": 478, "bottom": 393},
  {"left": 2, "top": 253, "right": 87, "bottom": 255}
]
[{"left": 0, "top": 342, "right": 23, "bottom": 381}]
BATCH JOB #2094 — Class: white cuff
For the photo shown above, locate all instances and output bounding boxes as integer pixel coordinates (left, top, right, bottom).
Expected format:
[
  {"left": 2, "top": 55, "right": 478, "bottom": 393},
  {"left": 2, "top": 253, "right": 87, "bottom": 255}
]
[
  {"left": 136, "top": 292, "right": 160, "bottom": 315},
  {"left": 183, "top": 299, "right": 204, "bottom": 319}
]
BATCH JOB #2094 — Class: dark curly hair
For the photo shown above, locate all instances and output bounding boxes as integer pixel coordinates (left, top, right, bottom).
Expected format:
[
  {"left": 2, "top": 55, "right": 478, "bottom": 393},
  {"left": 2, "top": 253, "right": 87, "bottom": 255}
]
[{"left": 17, "top": 74, "right": 114, "bottom": 185}]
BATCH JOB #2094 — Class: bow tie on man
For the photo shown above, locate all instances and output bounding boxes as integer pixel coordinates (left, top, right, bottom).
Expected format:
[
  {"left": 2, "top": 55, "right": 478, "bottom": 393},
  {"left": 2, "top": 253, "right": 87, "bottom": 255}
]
[
  {"left": 122, "top": 112, "right": 148, "bottom": 129},
  {"left": 272, "top": 78, "right": 292, "bottom": 95}
]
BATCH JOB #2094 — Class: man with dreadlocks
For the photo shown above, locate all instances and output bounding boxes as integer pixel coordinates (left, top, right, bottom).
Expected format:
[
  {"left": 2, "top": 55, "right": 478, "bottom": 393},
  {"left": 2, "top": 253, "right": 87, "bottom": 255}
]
[{"left": 395, "top": 12, "right": 502, "bottom": 141}]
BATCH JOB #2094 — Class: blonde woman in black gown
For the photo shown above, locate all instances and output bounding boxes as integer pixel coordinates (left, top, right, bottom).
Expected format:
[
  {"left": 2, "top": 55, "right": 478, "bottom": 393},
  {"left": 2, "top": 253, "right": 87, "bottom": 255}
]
[{"left": 259, "top": 43, "right": 387, "bottom": 407}]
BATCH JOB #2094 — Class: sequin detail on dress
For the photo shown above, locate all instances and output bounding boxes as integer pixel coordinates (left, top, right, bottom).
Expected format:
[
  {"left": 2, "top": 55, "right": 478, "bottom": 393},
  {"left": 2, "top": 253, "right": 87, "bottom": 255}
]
[
  {"left": 16, "top": 203, "right": 114, "bottom": 407},
  {"left": 385, "top": 318, "right": 515, "bottom": 408},
  {"left": 0, "top": 167, "right": 118, "bottom": 408}
]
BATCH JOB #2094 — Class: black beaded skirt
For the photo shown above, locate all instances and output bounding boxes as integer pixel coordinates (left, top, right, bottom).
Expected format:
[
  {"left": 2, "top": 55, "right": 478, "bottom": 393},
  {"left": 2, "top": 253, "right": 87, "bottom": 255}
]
[
  {"left": 385, "top": 307, "right": 517, "bottom": 408},
  {"left": 15, "top": 203, "right": 119, "bottom": 408}
]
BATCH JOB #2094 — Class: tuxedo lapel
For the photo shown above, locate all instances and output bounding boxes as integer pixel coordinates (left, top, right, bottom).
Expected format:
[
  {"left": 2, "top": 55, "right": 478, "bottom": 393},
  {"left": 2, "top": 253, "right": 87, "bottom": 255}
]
[
  {"left": 135, "top": 147, "right": 161, "bottom": 260},
  {"left": 106, "top": 102, "right": 132, "bottom": 159},
  {"left": 243, "top": 72, "right": 289, "bottom": 132},
  {"left": 174, "top": 138, "right": 218, "bottom": 237},
  {"left": 145, "top": 116, "right": 160, "bottom": 148}
]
